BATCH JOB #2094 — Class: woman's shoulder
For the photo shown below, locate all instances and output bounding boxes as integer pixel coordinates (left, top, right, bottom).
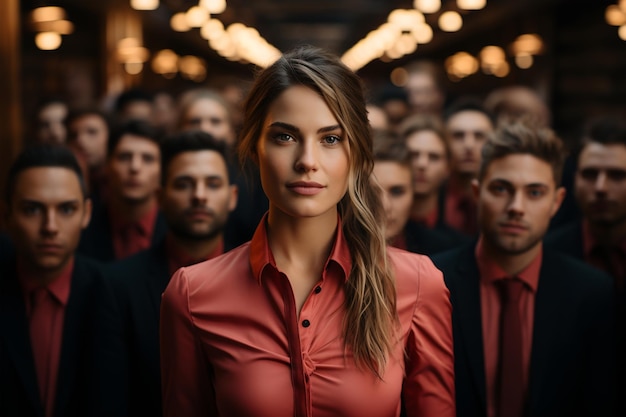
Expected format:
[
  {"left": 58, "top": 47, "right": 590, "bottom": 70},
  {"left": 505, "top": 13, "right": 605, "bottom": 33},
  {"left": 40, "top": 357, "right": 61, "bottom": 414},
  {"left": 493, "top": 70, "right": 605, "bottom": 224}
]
[
  {"left": 179, "top": 242, "right": 252, "bottom": 287},
  {"left": 387, "top": 246, "right": 446, "bottom": 295}
]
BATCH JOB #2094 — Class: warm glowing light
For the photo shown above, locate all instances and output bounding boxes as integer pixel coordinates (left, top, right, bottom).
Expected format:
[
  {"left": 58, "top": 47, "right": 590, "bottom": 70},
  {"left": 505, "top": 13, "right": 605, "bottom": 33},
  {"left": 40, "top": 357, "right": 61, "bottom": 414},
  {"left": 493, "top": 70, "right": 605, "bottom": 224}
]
[
  {"left": 179, "top": 56, "right": 207, "bottom": 82},
  {"left": 31, "top": 6, "right": 66, "bottom": 23},
  {"left": 200, "top": 0, "right": 227, "bottom": 14},
  {"left": 186, "top": 6, "right": 209, "bottom": 28},
  {"left": 439, "top": 11, "right": 463, "bottom": 32},
  {"left": 200, "top": 19, "right": 225, "bottom": 40},
  {"left": 493, "top": 61, "right": 510, "bottom": 77},
  {"left": 606, "top": 5, "right": 626, "bottom": 26},
  {"left": 388, "top": 9, "right": 424, "bottom": 30},
  {"left": 413, "top": 0, "right": 441, "bottom": 13},
  {"left": 35, "top": 31, "right": 62, "bottom": 50},
  {"left": 412, "top": 23, "right": 433, "bottom": 43},
  {"left": 457, "top": 0, "right": 486, "bottom": 10},
  {"left": 130, "top": 0, "right": 159, "bottom": 11},
  {"left": 35, "top": 20, "right": 74, "bottom": 35},
  {"left": 124, "top": 62, "right": 144, "bottom": 75},
  {"left": 621, "top": 0, "right": 626, "bottom": 12},
  {"left": 390, "top": 67, "right": 409, "bottom": 86},
  {"left": 515, "top": 53, "right": 533, "bottom": 69},
  {"left": 445, "top": 51, "right": 479, "bottom": 80},
  {"left": 480, "top": 45, "right": 505, "bottom": 65},
  {"left": 510, "top": 33, "right": 543, "bottom": 55},
  {"left": 171, "top": 13, "right": 190, "bottom": 32},
  {"left": 619, "top": 24, "right": 626, "bottom": 40},
  {"left": 152, "top": 49, "right": 179, "bottom": 76}
]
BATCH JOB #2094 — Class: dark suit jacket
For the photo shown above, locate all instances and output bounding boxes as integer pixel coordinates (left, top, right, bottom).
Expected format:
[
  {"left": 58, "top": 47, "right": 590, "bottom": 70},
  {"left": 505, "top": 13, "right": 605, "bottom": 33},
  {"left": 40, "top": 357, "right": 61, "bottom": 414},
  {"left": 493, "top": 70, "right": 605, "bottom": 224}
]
[
  {"left": 105, "top": 241, "right": 170, "bottom": 417},
  {"left": 0, "top": 255, "right": 128, "bottom": 417},
  {"left": 77, "top": 204, "right": 168, "bottom": 263},
  {"left": 403, "top": 220, "right": 470, "bottom": 256},
  {"left": 432, "top": 243, "right": 616, "bottom": 417},
  {"left": 544, "top": 221, "right": 584, "bottom": 259}
]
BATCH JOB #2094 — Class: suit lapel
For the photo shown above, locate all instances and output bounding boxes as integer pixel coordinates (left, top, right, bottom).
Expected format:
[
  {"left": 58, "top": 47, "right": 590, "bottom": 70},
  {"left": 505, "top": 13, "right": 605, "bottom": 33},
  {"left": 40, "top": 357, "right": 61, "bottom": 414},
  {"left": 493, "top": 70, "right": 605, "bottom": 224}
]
[
  {"left": 54, "top": 258, "right": 90, "bottom": 416},
  {"left": 144, "top": 241, "right": 172, "bottom": 319},
  {"left": 450, "top": 246, "right": 488, "bottom": 410},
  {"left": 527, "top": 252, "right": 562, "bottom": 414},
  {"left": 0, "top": 264, "right": 42, "bottom": 413}
]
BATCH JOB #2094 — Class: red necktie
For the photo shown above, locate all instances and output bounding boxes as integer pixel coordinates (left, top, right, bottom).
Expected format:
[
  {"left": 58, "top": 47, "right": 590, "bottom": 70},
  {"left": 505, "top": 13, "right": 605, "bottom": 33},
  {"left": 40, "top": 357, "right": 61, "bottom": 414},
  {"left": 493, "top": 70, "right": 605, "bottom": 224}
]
[
  {"left": 29, "top": 287, "right": 53, "bottom": 410},
  {"left": 497, "top": 278, "right": 526, "bottom": 417}
]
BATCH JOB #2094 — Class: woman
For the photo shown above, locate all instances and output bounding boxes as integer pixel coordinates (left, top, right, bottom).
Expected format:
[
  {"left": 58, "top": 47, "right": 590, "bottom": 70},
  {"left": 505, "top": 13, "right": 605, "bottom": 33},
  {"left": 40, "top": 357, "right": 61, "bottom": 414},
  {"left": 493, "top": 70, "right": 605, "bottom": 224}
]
[{"left": 160, "top": 46, "right": 455, "bottom": 417}]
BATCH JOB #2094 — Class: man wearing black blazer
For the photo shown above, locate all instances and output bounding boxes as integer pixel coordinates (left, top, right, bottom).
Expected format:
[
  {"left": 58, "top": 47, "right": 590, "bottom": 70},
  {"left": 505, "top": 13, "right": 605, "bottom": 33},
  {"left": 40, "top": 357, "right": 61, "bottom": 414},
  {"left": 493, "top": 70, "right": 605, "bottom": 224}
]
[
  {"left": 77, "top": 119, "right": 166, "bottom": 263},
  {"left": 0, "top": 145, "right": 127, "bottom": 417},
  {"left": 432, "top": 121, "right": 616, "bottom": 417},
  {"left": 107, "top": 131, "right": 238, "bottom": 417}
]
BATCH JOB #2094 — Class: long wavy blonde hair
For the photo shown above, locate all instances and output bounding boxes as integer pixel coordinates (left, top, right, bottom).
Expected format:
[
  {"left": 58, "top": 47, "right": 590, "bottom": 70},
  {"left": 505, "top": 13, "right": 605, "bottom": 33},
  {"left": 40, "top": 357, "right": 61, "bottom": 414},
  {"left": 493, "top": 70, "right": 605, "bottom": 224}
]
[{"left": 238, "top": 46, "right": 398, "bottom": 377}]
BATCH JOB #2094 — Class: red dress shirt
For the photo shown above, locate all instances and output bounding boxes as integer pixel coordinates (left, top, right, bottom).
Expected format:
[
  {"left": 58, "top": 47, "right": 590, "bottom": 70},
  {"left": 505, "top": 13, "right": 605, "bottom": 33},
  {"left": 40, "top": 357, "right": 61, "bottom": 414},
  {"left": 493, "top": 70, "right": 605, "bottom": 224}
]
[
  {"left": 19, "top": 259, "right": 74, "bottom": 417},
  {"left": 582, "top": 220, "right": 626, "bottom": 289},
  {"left": 160, "top": 216, "right": 455, "bottom": 417},
  {"left": 444, "top": 181, "right": 477, "bottom": 235},
  {"left": 110, "top": 203, "right": 158, "bottom": 260},
  {"left": 410, "top": 205, "right": 439, "bottom": 229},
  {"left": 165, "top": 235, "right": 225, "bottom": 276},
  {"left": 475, "top": 238, "right": 542, "bottom": 417}
]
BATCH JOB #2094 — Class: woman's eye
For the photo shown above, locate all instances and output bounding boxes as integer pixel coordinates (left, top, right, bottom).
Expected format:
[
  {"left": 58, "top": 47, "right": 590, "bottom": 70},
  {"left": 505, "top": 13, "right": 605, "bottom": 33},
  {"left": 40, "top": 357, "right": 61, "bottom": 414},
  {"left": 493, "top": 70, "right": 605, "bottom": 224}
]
[
  {"left": 273, "top": 133, "right": 294, "bottom": 143},
  {"left": 323, "top": 135, "right": 341, "bottom": 145}
]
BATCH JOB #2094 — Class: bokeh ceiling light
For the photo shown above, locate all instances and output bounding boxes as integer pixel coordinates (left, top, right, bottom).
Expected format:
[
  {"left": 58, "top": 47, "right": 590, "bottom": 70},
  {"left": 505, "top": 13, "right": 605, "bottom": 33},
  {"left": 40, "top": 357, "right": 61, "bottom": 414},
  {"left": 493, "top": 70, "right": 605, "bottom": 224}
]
[
  {"left": 200, "top": 0, "right": 227, "bottom": 14},
  {"left": 439, "top": 11, "right": 463, "bottom": 32},
  {"left": 130, "top": 0, "right": 159, "bottom": 11},
  {"left": 200, "top": 18, "right": 225, "bottom": 40},
  {"left": 35, "top": 31, "right": 62, "bottom": 50},
  {"left": 413, "top": 0, "right": 441, "bottom": 14},
  {"left": 388, "top": 9, "right": 424, "bottom": 31},
  {"left": 606, "top": 5, "right": 626, "bottom": 26},
  {"left": 186, "top": 6, "right": 209, "bottom": 28},
  {"left": 390, "top": 67, "right": 409, "bottom": 86},
  {"left": 457, "top": 0, "right": 486, "bottom": 10},
  {"left": 30, "top": 6, "right": 66, "bottom": 23},
  {"left": 510, "top": 33, "right": 543, "bottom": 55},
  {"left": 445, "top": 51, "right": 478, "bottom": 80},
  {"left": 619, "top": 24, "right": 626, "bottom": 40},
  {"left": 170, "top": 12, "right": 190, "bottom": 32},
  {"left": 515, "top": 53, "right": 533, "bottom": 69},
  {"left": 35, "top": 20, "right": 74, "bottom": 35},
  {"left": 152, "top": 49, "right": 179, "bottom": 77}
]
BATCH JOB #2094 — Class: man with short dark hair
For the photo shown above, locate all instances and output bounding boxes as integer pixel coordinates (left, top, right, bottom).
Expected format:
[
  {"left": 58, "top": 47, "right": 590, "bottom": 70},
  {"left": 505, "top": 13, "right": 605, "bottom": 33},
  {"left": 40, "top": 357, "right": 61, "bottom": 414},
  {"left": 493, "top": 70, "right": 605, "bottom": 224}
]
[
  {"left": 0, "top": 145, "right": 127, "bottom": 417},
  {"left": 77, "top": 119, "right": 166, "bottom": 262},
  {"left": 442, "top": 97, "right": 495, "bottom": 236},
  {"left": 433, "top": 121, "right": 616, "bottom": 417},
  {"left": 107, "top": 130, "right": 238, "bottom": 416}
]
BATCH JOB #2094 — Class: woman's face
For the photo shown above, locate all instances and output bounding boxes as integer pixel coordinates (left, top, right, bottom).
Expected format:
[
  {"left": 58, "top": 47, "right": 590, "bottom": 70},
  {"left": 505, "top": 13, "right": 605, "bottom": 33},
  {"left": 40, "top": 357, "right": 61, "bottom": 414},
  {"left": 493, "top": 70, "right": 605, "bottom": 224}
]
[{"left": 256, "top": 85, "right": 350, "bottom": 220}]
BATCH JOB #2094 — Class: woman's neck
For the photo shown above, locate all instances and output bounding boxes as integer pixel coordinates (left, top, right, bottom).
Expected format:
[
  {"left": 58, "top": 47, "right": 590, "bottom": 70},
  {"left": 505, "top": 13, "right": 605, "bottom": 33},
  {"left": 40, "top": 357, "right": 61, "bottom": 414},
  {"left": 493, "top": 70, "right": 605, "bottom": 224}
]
[{"left": 267, "top": 207, "right": 338, "bottom": 272}]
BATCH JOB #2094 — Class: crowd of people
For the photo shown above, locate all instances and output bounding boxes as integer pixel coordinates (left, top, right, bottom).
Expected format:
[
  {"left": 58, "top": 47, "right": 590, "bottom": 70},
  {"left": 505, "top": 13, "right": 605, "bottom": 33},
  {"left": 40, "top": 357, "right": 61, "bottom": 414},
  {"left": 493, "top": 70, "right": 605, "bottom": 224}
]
[{"left": 1, "top": 45, "right": 626, "bottom": 417}]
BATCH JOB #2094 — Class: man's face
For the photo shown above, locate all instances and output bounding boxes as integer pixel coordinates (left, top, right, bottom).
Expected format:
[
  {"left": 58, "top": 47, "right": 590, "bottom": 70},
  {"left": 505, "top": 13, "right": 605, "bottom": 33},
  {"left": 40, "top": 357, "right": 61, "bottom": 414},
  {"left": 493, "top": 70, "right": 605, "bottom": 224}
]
[
  {"left": 160, "top": 150, "right": 237, "bottom": 240},
  {"left": 446, "top": 110, "right": 493, "bottom": 178},
  {"left": 6, "top": 167, "right": 91, "bottom": 274},
  {"left": 373, "top": 161, "right": 414, "bottom": 242},
  {"left": 476, "top": 154, "right": 565, "bottom": 257},
  {"left": 67, "top": 114, "right": 109, "bottom": 169},
  {"left": 405, "top": 72, "right": 444, "bottom": 115},
  {"left": 37, "top": 102, "right": 67, "bottom": 145},
  {"left": 405, "top": 129, "right": 449, "bottom": 197},
  {"left": 575, "top": 142, "right": 626, "bottom": 227},
  {"left": 181, "top": 98, "right": 235, "bottom": 146},
  {"left": 107, "top": 135, "right": 161, "bottom": 204}
]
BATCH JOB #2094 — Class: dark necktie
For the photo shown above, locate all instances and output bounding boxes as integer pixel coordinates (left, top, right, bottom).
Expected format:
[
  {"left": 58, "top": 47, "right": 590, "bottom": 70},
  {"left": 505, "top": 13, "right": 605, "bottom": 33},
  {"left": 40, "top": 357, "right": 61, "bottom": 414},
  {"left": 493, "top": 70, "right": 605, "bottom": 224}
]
[{"left": 497, "top": 278, "right": 526, "bottom": 417}]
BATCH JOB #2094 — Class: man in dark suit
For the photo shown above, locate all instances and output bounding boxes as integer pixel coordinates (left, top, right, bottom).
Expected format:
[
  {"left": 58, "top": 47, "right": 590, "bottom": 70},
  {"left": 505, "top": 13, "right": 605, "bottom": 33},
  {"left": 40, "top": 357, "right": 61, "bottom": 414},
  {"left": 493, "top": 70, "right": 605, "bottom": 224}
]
[
  {"left": 77, "top": 119, "right": 166, "bottom": 262},
  {"left": 107, "top": 131, "right": 238, "bottom": 417},
  {"left": 432, "top": 120, "right": 616, "bottom": 417},
  {"left": 0, "top": 145, "right": 127, "bottom": 417},
  {"left": 546, "top": 117, "right": 626, "bottom": 289},
  {"left": 372, "top": 130, "right": 468, "bottom": 255}
]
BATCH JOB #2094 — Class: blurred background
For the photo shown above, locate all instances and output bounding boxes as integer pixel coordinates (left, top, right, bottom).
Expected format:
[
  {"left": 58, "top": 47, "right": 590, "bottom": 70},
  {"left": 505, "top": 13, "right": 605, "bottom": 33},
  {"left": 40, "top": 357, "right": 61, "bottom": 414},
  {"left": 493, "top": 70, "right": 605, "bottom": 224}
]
[{"left": 1, "top": 0, "right": 625, "bottom": 183}]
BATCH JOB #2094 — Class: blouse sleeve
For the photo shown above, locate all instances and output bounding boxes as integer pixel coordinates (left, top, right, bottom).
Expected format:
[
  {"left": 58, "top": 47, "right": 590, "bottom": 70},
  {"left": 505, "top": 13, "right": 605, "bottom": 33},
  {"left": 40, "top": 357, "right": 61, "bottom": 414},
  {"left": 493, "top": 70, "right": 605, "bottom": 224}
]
[
  {"left": 160, "top": 267, "right": 218, "bottom": 417},
  {"left": 402, "top": 256, "right": 456, "bottom": 417}
]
